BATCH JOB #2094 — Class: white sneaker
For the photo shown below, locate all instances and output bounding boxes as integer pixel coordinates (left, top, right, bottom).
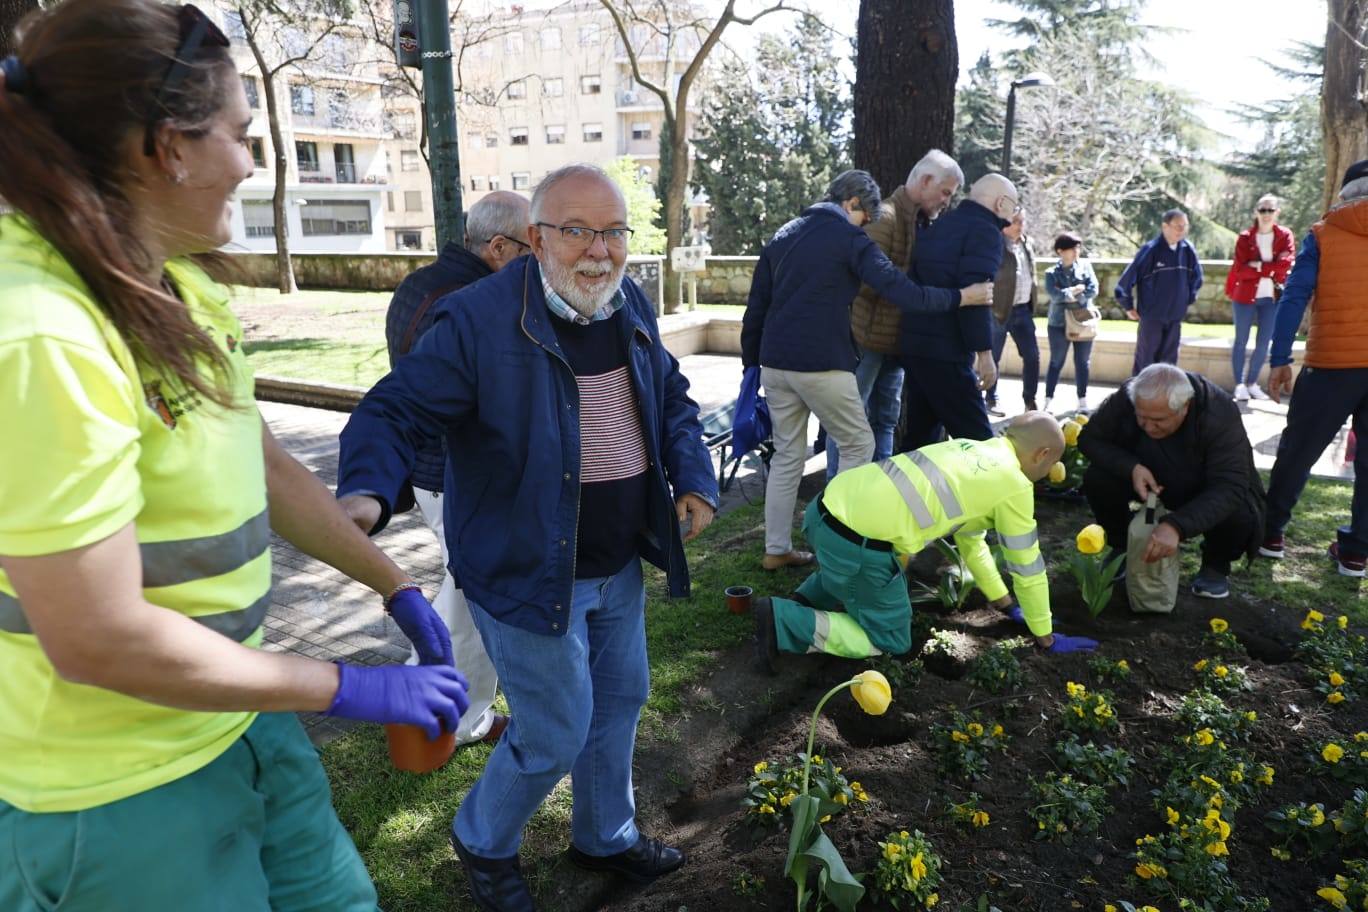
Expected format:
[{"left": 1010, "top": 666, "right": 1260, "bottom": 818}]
[
  {"left": 1234, "top": 384, "right": 1250, "bottom": 401},
  {"left": 1043, "top": 396, "right": 1053, "bottom": 413},
  {"left": 1247, "top": 383, "right": 1270, "bottom": 401},
  {"left": 1076, "top": 396, "right": 1088, "bottom": 413}
]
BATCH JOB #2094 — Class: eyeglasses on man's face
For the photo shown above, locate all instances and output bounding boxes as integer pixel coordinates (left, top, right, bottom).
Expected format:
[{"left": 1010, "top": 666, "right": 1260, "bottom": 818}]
[
  {"left": 535, "top": 222, "right": 634, "bottom": 249},
  {"left": 485, "top": 234, "right": 531, "bottom": 251},
  {"left": 143, "top": 4, "right": 231, "bottom": 157}
]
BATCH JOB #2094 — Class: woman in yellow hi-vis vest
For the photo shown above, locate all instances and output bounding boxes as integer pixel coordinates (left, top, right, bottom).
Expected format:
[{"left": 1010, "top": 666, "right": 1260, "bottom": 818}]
[
  {"left": 0, "top": 3, "right": 468, "bottom": 909},
  {"left": 753, "top": 414, "right": 1099, "bottom": 669}
]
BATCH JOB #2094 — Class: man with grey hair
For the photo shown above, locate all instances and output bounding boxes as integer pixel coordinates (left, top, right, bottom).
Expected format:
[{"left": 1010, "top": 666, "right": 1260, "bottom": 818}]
[
  {"left": 1261, "top": 159, "right": 1368, "bottom": 576},
  {"left": 1078, "top": 364, "right": 1264, "bottom": 600},
  {"left": 338, "top": 163, "right": 719, "bottom": 908},
  {"left": 373, "top": 190, "right": 532, "bottom": 751},
  {"left": 834, "top": 148, "right": 965, "bottom": 479},
  {"left": 1116, "top": 208, "right": 1204, "bottom": 374},
  {"left": 898, "top": 172, "right": 1021, "bottom": 450},
  {"left": 744, "top": 169, "right": 991, "bottom": 571}
]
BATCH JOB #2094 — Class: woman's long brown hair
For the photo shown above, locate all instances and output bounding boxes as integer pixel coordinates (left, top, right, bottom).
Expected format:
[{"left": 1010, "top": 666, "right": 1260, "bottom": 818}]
[{"left": 0, "top": 0, "right": 238, "bottom": 407}]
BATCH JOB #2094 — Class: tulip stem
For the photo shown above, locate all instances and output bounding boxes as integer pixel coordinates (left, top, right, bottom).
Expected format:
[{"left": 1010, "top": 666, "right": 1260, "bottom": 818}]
[{"left": 801, "top": 679, "right": 857, "bottom": 798}]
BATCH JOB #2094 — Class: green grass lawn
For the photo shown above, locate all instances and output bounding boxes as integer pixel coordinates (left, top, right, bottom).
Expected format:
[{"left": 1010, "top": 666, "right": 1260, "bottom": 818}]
[{"left": 322, "top": 475, "right": 1364, "bottom": 911}]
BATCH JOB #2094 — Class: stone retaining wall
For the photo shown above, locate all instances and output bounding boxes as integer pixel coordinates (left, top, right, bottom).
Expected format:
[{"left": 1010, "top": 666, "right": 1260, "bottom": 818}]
[{"left": 694, "top": 256, "right": 1241, "bottom": 323}]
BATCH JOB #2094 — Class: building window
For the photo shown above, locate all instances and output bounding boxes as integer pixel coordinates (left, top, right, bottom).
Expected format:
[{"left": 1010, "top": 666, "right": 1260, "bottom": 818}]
[
  {"left": 390, "top": 111, "right": 417, "bottom": 139},
  {"left": 512, "top": 172, "right": 530, "bottom": 190},
  {"left": 242, "top": 200, "right": 274, "bottom": 237},
  {"left": 580, "top": 74, "right": 601, "bottom": 95},
  {"left": 471, "top": 176, "right": 486, "bottom": 191},
  {"left": 543, "top": 77, "right": 563, "bottom": 97},
  {"left": 503, "top": 32, "right": 523, "bottom": 54},
  {"left": 241, "top": 75, "right": 259, "bottom": 109},
  {"left": 509, "top": 127, "right": 528, "bottom": 146},
  {"left": 545, "top": 124, "right": 565, "bottom": 144},
  {"left": 578, "top": 24, "right": 600, "bottom": 46},
  {"left": 582, "top": 122, "right": 603, "bottom": 143},
  {"left": 540, "top": 27, "right": 560, "bottom": 50},
  {"left": 290, "top": 84, "right": 315, "bottom": 117},
  {"left": 223, "top": 10, "right": 246, "bottom": 40},
  {"left": 249, "top": 137, "right": 266, "bottom": 168},
  {"left": 404, "top": 190, "right": 423, "bottom": 212},
  {"left": 295, "top": 141, "right": 319, "bottom": 171},
  {"left": 485, "top": 133, "right": 498, "bottom": 148},
  {"left": 400, "top": 150, "right": 420, "bottom": 172},
  {"left": 507, "top": 79, "right": 526, "bottom": 100},
  {"left": 300, "top": 199, "right": 372, "bottom": 235},
  {"left": 489, "top": 176, "right": 500, "bottom": 190},
  {"left": 396, "top": 230, "right": 423, "bottom": 250},
  {"left": 631, "top": 121, "right": 651, "bottom": 141},
  {"left": 387, "top": 191, "right": 395, "bottom": 212}
]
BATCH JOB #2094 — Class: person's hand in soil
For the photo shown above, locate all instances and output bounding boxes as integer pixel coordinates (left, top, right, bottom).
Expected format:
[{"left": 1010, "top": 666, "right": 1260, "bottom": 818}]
[
  {"left": 1143, "top": 520, "right": 1181, "bottom": 563},
  {"left": 1131, "top": 463, "right": 1163, "bottom": 501},
  {"left": 992, "top": 595, "right": 1025, "bottom": 624},
  {"left": 1038, "top": 633, "right": 1099, "bottom": 653}
]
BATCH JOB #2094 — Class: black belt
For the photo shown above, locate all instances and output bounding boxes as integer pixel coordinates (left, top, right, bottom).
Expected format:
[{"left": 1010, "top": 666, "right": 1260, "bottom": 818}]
[{"left": 817, "top": 497, "right": 893, "bottom": 552}]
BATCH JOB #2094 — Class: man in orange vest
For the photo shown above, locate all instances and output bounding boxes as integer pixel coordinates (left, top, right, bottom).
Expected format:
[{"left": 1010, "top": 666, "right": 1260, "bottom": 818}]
[{"left": 1262, "top": 159, "right": 1368, "bottom": 577}]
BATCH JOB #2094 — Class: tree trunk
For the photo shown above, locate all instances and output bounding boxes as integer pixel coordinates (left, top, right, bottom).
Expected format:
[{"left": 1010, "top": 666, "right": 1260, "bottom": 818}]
[
  {"left": 663, "top": 109, "right": 688, "bottom": 313},
  {"left": 0, "top": 0, "right": 39, "bottom": 58},
  {"left": 244, "top": 22, "right": 298, "bottom": 294},
  {"left": 1322, "top": 0, "right": 1368, "bottom": 212},
  {"left": 853, "top": 0, "right": 958, "bottom": 194}
]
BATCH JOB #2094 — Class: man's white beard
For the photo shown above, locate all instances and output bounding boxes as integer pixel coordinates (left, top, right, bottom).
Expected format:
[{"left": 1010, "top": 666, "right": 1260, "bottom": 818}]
[{"left": 542, "top": 254, "right": 624, "bottom": 318}]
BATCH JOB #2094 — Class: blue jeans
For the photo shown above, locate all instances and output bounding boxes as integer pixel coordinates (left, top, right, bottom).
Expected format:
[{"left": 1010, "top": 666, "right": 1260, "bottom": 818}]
[
  {"left": 825, "top": 348, "right": 904, "bottom": 482},
  {"left": 1265, "top": 366, "right": 1368, "bottom": 555},
  {"left": 987, "top": 304, "right": 1040, "bottom": 402},
  {"left": 1045, "top": 323, "right": 1093, "bottom": 398},
  {"left": 453, "top": 559, "right": 649, "bottom": 858},
  {"left": 1231, "top": 297, "right": 1276, "bottom": 386}
]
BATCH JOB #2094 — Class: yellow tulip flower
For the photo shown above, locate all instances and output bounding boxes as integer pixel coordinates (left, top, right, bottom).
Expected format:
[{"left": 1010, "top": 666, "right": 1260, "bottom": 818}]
[
  {"left": 1062, "top": 420, "right": 1081, "bottom": 446},
  {"left": 1048, "top": 461, "right": 1067, "bottom": 484},
  {"left": 851, "top": 669, "right": 892, "bottom": 716},
  {"left": 1076, "top": 523, "right": 1106, "bottom": 554}
]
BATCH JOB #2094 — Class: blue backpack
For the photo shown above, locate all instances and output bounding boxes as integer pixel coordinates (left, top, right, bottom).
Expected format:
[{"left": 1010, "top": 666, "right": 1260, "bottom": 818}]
[{"left": 732, "top": 366, "right": 771, "bottom": 454}]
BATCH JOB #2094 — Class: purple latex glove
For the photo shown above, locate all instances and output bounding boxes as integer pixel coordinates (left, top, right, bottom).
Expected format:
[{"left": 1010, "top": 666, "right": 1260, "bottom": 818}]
[
  {"left": 1003, "top": 602, "right": 1026, "bottom": 624},
  {"left": 325, "top": 663, "right": 469, "bottom": 739},
  {"left": 388, "top": 587, "right": 454, "bottom": 666},
  {"left": 1048, "top": 633, "right": 1100, "bottom": 654}
]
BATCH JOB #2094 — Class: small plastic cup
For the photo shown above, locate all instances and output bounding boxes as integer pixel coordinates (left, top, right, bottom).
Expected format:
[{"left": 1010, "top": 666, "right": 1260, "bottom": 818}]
[
  {"left": 384, "top": 723, "right": 456, "bottom": 773},
  {"left": 725, "top": 585, "right": 754, "bottom": 615}
]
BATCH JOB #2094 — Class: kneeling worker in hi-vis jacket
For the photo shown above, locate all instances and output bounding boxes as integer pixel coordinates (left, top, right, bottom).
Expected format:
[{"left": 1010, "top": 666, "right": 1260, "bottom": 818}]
[{"left": 753, "top": 412, "right": 1100, "bottom": 671}]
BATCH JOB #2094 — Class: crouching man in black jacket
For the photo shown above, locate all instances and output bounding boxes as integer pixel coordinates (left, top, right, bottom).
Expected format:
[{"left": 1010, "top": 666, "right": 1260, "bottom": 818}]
[{"left": 1078, "top": 364, "right": 1265, "bottom": 600}]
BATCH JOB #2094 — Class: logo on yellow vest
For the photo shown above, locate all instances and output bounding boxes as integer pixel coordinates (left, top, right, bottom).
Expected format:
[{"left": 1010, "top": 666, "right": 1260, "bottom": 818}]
[{"left": 144, "top": 381, "right": 177, "bottom": 429}]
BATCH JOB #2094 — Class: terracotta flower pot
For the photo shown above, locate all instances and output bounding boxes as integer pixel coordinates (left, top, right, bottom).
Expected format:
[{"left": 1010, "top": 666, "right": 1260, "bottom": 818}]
[
  {"left": 725, "top": 585, "right": 753, "bottom": 615},
  {"left": 385, "top": 723, "right": 456, "bottom": 773}
]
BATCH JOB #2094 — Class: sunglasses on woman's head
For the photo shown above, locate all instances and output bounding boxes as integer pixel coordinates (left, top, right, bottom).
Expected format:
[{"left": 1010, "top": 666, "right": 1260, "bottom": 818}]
[{"left": 142, "top": 5, "right": 231, "bottom": 157}]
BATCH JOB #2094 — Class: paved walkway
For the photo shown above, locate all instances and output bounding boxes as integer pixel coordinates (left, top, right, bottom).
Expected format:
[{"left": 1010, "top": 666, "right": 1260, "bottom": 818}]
[{"left": 261, "top": 352, "right": 1351, "bottom": 743}]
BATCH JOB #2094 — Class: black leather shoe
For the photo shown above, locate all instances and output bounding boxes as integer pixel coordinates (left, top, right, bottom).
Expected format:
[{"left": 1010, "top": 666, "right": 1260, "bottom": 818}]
[
  {"left": 753, "top": 597, "right": 778, "bottom": 675},
  {"left": 565, "top": 834, "right": 686, "bottom": 885},
  {"left": 451, "top": 831, "right": 537, "bottom": 912}
]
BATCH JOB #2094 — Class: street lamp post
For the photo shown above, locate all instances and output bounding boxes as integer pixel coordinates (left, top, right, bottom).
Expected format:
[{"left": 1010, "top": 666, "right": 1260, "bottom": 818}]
[{"left": 1002, "top": 71, "right": 1055, "bottom": 179}]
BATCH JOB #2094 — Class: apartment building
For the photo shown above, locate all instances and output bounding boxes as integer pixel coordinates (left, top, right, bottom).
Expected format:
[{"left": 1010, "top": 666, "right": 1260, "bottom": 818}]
[
  {"left": 384, "top": 0, "right": 705, "bottom": 251},
  {"left": 221, "top": 8, "right": 393, "bottom": 254}
]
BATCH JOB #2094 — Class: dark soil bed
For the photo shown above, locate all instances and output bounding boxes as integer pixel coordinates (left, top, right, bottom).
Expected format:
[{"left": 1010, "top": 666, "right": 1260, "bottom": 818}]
[{"left": 603, "top": 501, "right": 1368, "bottom": 912}]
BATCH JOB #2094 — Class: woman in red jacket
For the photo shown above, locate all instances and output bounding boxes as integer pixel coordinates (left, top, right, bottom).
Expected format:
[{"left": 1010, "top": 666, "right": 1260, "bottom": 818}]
[{"left": 1224, "top": 194, "right": 1295, "bottom": 400}]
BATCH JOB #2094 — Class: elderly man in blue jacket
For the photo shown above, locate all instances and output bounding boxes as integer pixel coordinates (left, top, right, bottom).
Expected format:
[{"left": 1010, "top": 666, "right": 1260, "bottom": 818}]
[
  {"left": 337, "top": 163, "right": 719, "bottom": 911},
  {"left": 1116, "top": 209, "right": 1204, "bottom": 374},
  {"left": 899, "top": 173, "right": 1021, "bottom": 450}
]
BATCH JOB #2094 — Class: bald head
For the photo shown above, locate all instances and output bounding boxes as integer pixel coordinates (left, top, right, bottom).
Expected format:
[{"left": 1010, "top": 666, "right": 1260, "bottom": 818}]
[
  {"left": 969, "top": 173, "right": 1020, "bottom": 222},
  {"left": 1004, "top": 411, "right": 1066, "bottom": 482}
]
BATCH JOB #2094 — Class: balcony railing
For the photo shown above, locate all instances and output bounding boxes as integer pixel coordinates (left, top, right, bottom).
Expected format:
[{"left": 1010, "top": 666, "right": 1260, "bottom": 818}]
[
  {"left": 291, "top": 109, "right": 384, "bottom": 134},
  {"left": 336, "top": 163, "right": 357, "bottom": 183}
]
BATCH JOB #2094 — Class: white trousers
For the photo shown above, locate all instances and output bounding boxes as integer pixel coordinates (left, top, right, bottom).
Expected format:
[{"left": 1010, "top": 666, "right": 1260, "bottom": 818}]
[
  {"left": 412, "top": 488, "right": 500, "bottom": 744},
  {"left": 761, "top": 367, "right": 874, "bottom": 555}
]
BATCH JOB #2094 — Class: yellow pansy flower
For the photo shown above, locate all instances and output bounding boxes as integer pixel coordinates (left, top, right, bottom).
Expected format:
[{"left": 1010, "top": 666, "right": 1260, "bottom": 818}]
[
  {"left": 757, "top": 804, "right": 775, "bottom": 815},
  {"left": 992, "top": 724, "right": 1005, "bottom": 737},
  {"left": 753, "top": 761, "right": 768, "bottom": 774},
  {"left": 909, "top": 851, "right": 927, "bottom": 882},
  {"left": 1323, "top": 743, "right": 1345, "bottom": 763},
  {"left": 780, "top": 792, "right": 796, "bottom": 807},
  {"left": 1302, "top": 610, "right": 1325, "bottom": 631},
  {"left": 925, "top": 894, "right": 939, "bottom": 908},
  {"left": 1317, "top": 887, "right": 1348, "bottom": 909},
  {"left": 1134, "top": 862, "right": 1167, "bottom": 880},
  {"left": 1210, "top": 618, "right": 1229, "bottom": 633},
  {"left": 1329, "top": 691, "right": 1346, "bottom": 705},
  {"left": 1193, "top": 659, "right": 1209, "bottom": 672},
  {"left": 952, "top": 730, "right": 969, "bottom": 743},
  {"left": 1337, "top": 614, "right": 1349, "bottom": 629},
  {"left": 1205, "top": 840, "right": 1229, "bottom": 856},
  {"left": 1166, "top": 806, "right": 1179, "bottom": 825},
  {"left": 967, "top": 722, "right": 984, "bottom": 738},
  {"left": 1195, "top": 729, "right": 1215, "bottom": 746},
  {"left": 1066, "top": 681, "right": 1086, "bottom": 698},
  {"left": 971, "top": 810, "right": 990, "bottom": 827},
  {"left": 1257, "top": 765, "right": 1275, "bottom": 786},
  {"left": 1117, "top": 659, "right": 1130, "bottom": 671},
  {"left": 1213, "top": 665, "right": 1229, "bottom": 677},
  {"left": 1330, "top": 671, "right": 1347, "bottom": 687}
]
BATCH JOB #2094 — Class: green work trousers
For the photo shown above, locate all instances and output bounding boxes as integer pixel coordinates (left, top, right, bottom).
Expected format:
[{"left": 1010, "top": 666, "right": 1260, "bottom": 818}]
[
  {"left": 771, "top": 499, "right": 914, "bottom": 658},
  {"left": 0, "top": 712, "right": 378, "bottom": 912}
]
